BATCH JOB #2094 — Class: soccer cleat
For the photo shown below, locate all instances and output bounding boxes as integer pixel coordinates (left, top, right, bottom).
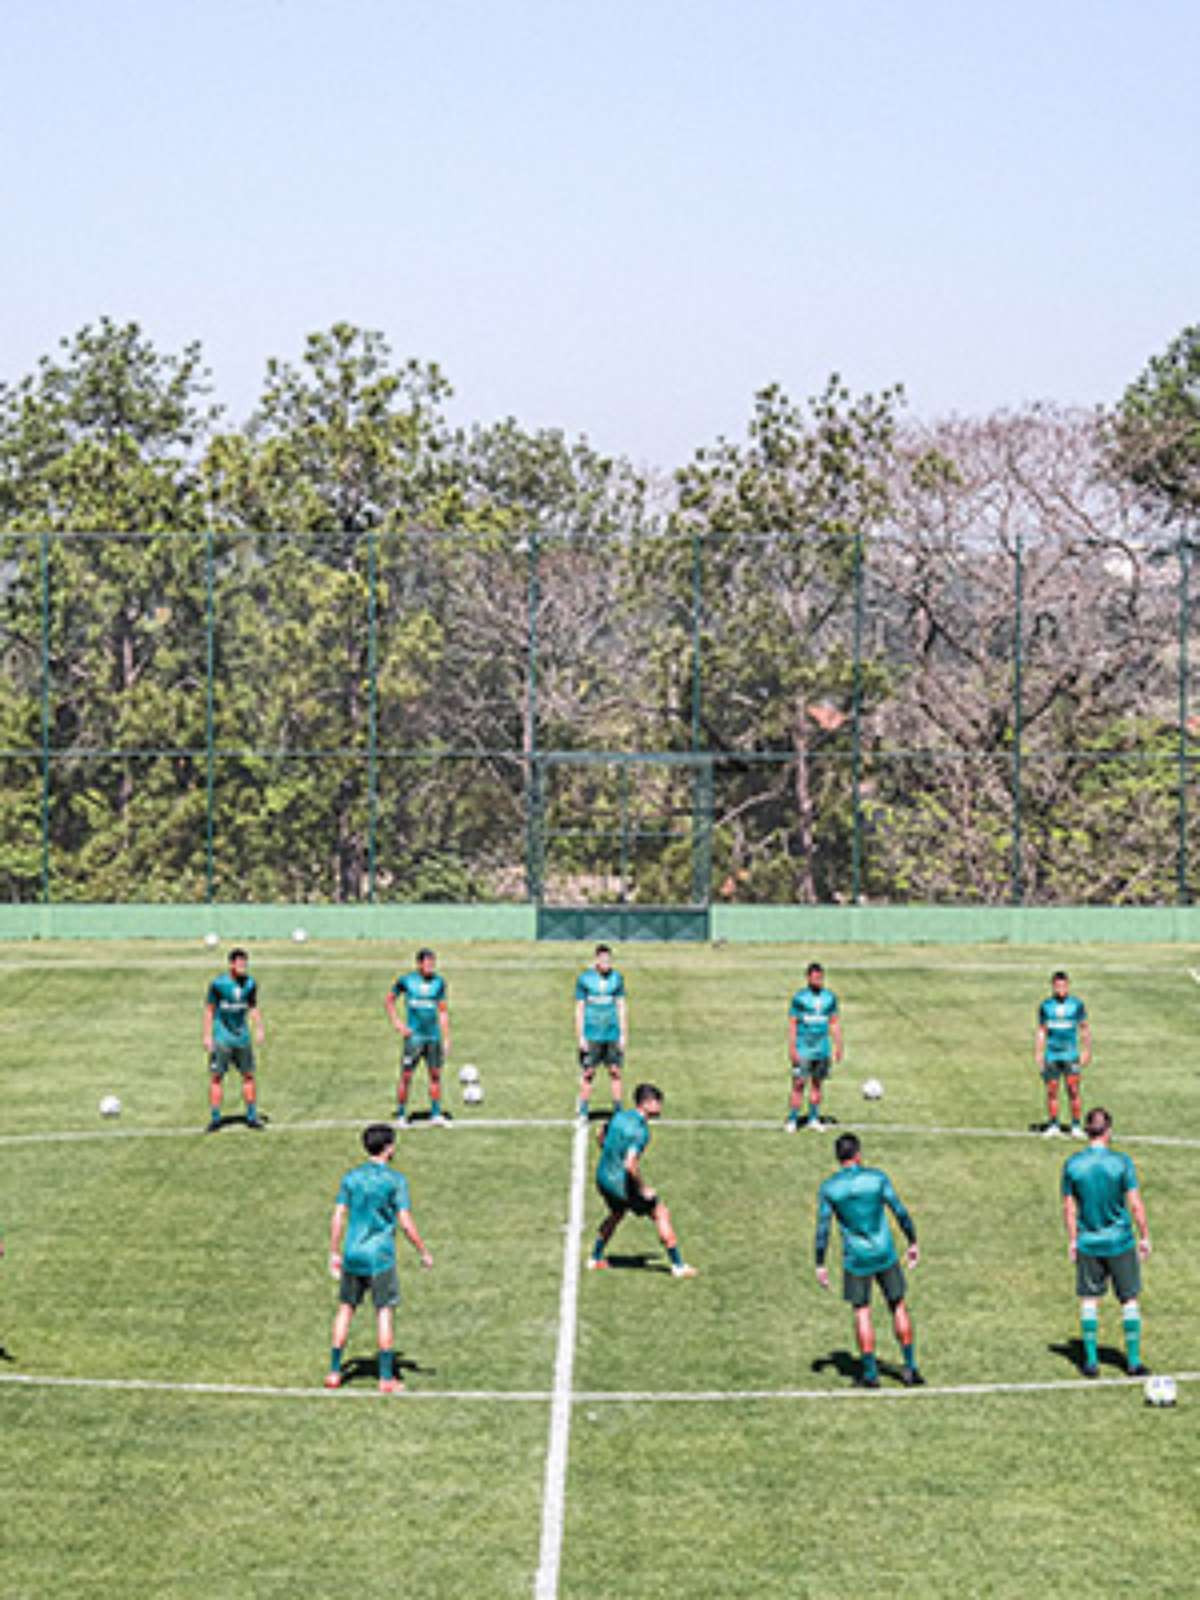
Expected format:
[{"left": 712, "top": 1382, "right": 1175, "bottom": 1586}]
[
  {"left": 246, "top": 1118, "right": 266, "bottom": 1131},
  {"left": 1042, "top": 1123, "right": 1063, "bottom": 1138},
  {"left": 430, "top": 1111, "right": 452, "bottom": 1127},
  {"left": 1081, "top": 1362, "right": 1100, "bottom": 1379},
  {"left": 323, "top": 1372, "right": 343, "bottom": 1390},
  {"left": 855, "top": 1375, "right": 881, "bottom": 1390},
  {"left": 203, "top": 1121, "right": 222, "bottom": 1135},
  {"left": 586, "top": 1257, "right": 609, "bottom": 1271},
  {"left": 1070, "top": 1123, "right": 1085, "bottom": 1140},
  {"left": 901, "top": 1367, "right": 925, "bottom": 1387},
  {"left": 783, "top": 1118, "right": 799, "bottom": 1134},
  {"left": 379, "top": 1377, "right": 405, "bottom": 1394},
  {"left": 806, "top": 1117, "right": 825, "bottom": 1132},
  {"left": 671, "top": 1263, "right": 698, "bottom": 1279},
  {"left": 1127, "top": 1363, "right": 1151, "bottom": 1378},
  {"left": 395, "top": 1112, "right": 409, "bottom": 1129}
]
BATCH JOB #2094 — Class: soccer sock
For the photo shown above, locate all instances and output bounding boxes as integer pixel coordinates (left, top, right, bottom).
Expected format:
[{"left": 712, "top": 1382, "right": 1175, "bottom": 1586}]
[
  {"left": 430, "top": 1094, "right": 442, "bottom": 1116},
  {"left": 1080, "top": 1309, "right": 1099, "bottom": 1367},
  {"left": 667, "top": 1244, "right": 683, "bottom": 1268},
  {"left": 1123, "top": 1307, "right": 1142, "bottom": 1368},
  {"left": 808, "top": 1100, "right": 821, "bottom": 1122},
  {"left": 329, "top": 1347, "right": 343, "bottom": 1374},
  {"left": 862, "top": 1351, "right": 879, "bottom": 1382},
  {"left": 591, "top": 1236, "right": 605, "bottom": 1262},
  {"left": 379, "top": 1349, "right": 395, "bottom": 1381},
  {"left": 902, "top": 1341, "right": 917, "bottom": 1371}
]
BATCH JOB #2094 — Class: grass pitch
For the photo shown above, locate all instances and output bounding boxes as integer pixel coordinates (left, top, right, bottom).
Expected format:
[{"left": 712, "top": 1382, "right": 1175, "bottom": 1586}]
[{"left": 1, "top": 940, "right": 1197, "bottom": 1598}]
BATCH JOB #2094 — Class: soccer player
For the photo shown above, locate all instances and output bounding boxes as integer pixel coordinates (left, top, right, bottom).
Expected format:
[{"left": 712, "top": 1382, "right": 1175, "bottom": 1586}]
[
  {"left": 575, "top": 943, "right": 627, "bottom": 1120},
  {"left": 1036, "top": 969, "right": 1091, "bottom": 1138},
  {"left": 202, "top": 947, "right": 265, "bottom": 1133},
  {"left": 386, "top": 948, "right": 452, "bottom": 1126},
  {"left": 325, "top": 1123, "right": 433, "bottom": 1394},
  {"left": 786, "top": 960, "right": 843, "bottom": 1131},
  {"left": 815, "top": 1132, "right": 922, "bottom": 1388},
  {"left": 587, "top": 1082, "right": 696, "bottom": 1279},
  {"left": 1061, "top": 1105, "right": 1152, "bottom": 1379}
]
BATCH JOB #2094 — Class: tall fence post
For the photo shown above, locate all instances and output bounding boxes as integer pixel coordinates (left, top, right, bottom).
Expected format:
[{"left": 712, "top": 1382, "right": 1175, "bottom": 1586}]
[
  {"left": 524, "top": 530, "right": 542, "bottom": 903},
  {"left": 1011, "top": 532, "right": 1024, "bottom": 904},
  {"left": 204, "top": 530, "right": 215, "bottom": 904},
  {"left": 1179, "top": 534, "right": 1191, "bottom": 905},
  {"left": 367, "top": 530, "right": 379, "bottom": 905},
  {"left": 39, "top": 534, "right": 51, "bottom": 905},
  {"left": 690, "top": 533, "right": 708, "bottom": 904},
  {"left": 851, "top": 531, "right": 864, "bottom": 901}
]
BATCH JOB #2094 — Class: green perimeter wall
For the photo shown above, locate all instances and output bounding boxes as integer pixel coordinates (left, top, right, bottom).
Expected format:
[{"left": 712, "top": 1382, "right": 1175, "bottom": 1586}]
[{"left": 3, "top": 902, "right": 1200, "bottom": 944}]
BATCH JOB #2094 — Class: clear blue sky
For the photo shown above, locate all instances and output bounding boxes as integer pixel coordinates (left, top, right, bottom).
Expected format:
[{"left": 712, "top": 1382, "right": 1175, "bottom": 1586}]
[{"left": 2, "top": 0, "right": 1196, "bottom": 468}]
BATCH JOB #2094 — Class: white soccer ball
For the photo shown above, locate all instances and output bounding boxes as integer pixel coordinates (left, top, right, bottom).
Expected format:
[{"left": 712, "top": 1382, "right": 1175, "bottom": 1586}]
[
  {"left": 458, "top": 1063, "right": 480, "bottom": 1085},
  {"left": 203, "top": 932, "right": 220, "bottom": 948},
  {"left": 861, "top": 1077, "right": 884, "bottom": 1102},
  {"left": 462, "top": 1082, "right": 484, "bottom": 1105},
  {"left": 99, "top": 1095, "right": 122, "bottom": 1118},
  {"left": 1144, "top": 1374, "right": 1177, "bottom": 1408},
  {"left": 292, "top": 927, "right": 308, "bottom": 944}
]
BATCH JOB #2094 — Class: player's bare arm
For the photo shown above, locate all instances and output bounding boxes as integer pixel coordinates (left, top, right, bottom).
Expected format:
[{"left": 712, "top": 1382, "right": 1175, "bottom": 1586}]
[
  {"left": 788, "top": 1014, "right": 800, "bottom": 1066},
  {"left": 831, "top": 1014, "right": 844, "bottom": 1064},
  {"left": 616, "top": 996, "right": 627, "bottom": 1051},
  {"left": 202, "top": 1001, "right": 215, "bottom": 1054},
  {"left": 1062, "top": 1193, "right": 1079, "bottom": 1260},
  {"left": 439, "top": 1000, "right": 451, "bottom": 1057},
  {"left": 249, "top": 1004, "right": 265, "bottom": 1046},
  {"left": 400, "top": 1208, "right": 434, "bottom": 1268},
  {"left": 575, "top": 998, "right": 587, "bottom": 1050},
  {"left": 1129, "top": 1188, "right": 1151, "bottom": 1259},
  {"left": 385, "top": 991, "right": 411, "bottom": 1038},
  {"left": 1080, "top": 1019, "right": 1092, "bottom": 1068},
  {"left": 328, "top": 1201, "right": 348, "bottom": 1278}
]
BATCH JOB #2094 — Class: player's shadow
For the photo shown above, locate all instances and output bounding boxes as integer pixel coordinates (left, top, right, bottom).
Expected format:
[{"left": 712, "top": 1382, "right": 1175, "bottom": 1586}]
[
  {"left": 0, "top": 1343, "right": 15, "bottom": 1364},
  {"left": 1047, "top": 1338, "right": 1126, "bottom": 1374},
  {"left": 207, "top": 1113, "right": 271, "bottom": 1132},
  {"left": 810, "top": 1349, "right": 860, "bottom": 1380},
  {"left": 604, "top": 1252, "right": 671, "bottom": 1275},
  {"left": 339, "top": 1353, "right": 436, "bottom": 1386}
]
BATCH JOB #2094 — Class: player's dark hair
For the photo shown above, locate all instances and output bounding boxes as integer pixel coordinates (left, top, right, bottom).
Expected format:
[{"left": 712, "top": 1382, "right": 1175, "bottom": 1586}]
[
  {"left": 807, "top": 961, "right": 824, "bottom": 976},
  {"left": 1052, "top": 969, "right": 1069, "bottom": 982},
  {"left": 1085, "top": 1106, "right": 1112, "bottom": 1138},
  {"left": 634, "top": 1082, "right": 662, "bottom": 1107},
  {"left": 228, "top": 948, "right": 248, "bottom": 964},
  {"left": 416, "top": 947, "right": 435, "bottom": 962},
  {"left": 362, "top": 1123, "right": 396, "bottom": 1156},
  {"left": 595, "top": 943, "right": 612, "bottom": 956},
  {"left": 835, "top": 1132, "right": 861, "bottom": 1164}
]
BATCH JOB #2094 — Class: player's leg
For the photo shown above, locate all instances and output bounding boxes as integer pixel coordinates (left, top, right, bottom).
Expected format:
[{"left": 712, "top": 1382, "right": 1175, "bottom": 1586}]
[
  {"left": 326, "top": 1287, "right": 359, "bottom": 1388},
  {"left": 608, "top": 1053, "right": 623, "bottom": 1112},
  {"left": 589, "top": 1190, "right": 625, "bottom": 1267},
  {"left": 206, "top": 1050, "right": 226, "bottom": 1131},
  {"left": 396, "top": 1063, "right": 416, "bottom": 1124},
  {"left": 373, "top": 1269, "right": 403, "bottom": 1391},
  {"left": 1065, "top": 1072, "right": 1084, "bottom": 1137},
  {"left": 1041, "top": 1064, "right": 1062, "bottom": 1135},
  {"left": 577, "top": 1049, "right": 597, "bottom": 1119},
  {"left": 852, "top": 1300, "right": 880, "bottom": 1387},
  {"left": 785, "top": 1064, "right": 805, "bottom": 1131},
  {"left": 885, "top": 1268, "right": 921, "bottom": 1384},
  {"left": 1112, "top": 1249, "right": 1146, "bottom": 1373},
  {"left": 426, "top": 1041, "right": 450, "bottom": 1123},
  {"left": 1075, "top": 1248, "right": 1104, "bottom": 1376},
  {"left": 806, "top": 1062, "right": 827, "bottom": 1129},
  {"left": 650, "top": 1196, "right": 696, "bottom": 1278},
  {"left": 238, "top": 1048, "right": 262, "bottom": 1128}
]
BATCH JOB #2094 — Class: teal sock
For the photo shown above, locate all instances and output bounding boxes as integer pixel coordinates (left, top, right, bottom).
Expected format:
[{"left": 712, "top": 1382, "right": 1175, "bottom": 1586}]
[
  {"left": 431, "top": 1096, "right": 441, "bottom": 1116},
  {"left": 612, "top": 1098, "right": 622, "bottom": 1111},
  {"left": 330, "top": 1347, "right": 343, "bottom": 1374},
  {"left": 808, "top": 1104, "right": 821, "bottom": 1123},
  {"left": 667, "top": 1244, "right": 683, "bottom": 1268},
  {"left": 591, "top": 1237, "right": 605, "bottom": 1262},
  {"left": 379, "top": 1349, "right": 395, "bottom": 1381},
  {"left": 1081, "top": 1312, "right": 1099, "bottom": 1366},
  {"left": 246, "top": 1106, "right": 258, "bottom": 1125},
  {"left": 209, "top": 1108, "right": 220, "bottom": 1124},
  {"left": 902, "top": 1340, "right": 916, "bottom": 1371},
  {"left": 1123, "top": 1309, "right": 1142, "bottom": 1368},
  {"left": 787, "top": 1108, "right": 801, "bottom": 1124},
  {"left": 862, "top": 1351, "right": 879, "bottom": 1382}
]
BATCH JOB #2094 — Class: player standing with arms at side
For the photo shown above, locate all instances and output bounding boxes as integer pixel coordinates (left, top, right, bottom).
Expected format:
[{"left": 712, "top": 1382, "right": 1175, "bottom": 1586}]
[
  {"left": 786, "top": 961, "right": 843, "bottom": 1131},
  {"left": 815, "top": 1132, "right": 922, "bottom": 1388},
  {"left": 386, "top": 948, "right": 452, "bottom": 1127},
  {"left": 575, "top": 943, "right": 626, "bottom": 1121},
  {"left": 1061, "top": 1106, "right": 1151, "bottom": 1379},
  {"left": 325, "top": 1123, "right": 433, "bottom": 1393},
  {"left": 203, "top": 947, "right": 266, "bottom": 1133},
  {"left": 587, "top": 1083, "right": 696, "bottom": 1278},
  {"left": 1036, "top": 969, "right": 1091, "bottom": 1138}
]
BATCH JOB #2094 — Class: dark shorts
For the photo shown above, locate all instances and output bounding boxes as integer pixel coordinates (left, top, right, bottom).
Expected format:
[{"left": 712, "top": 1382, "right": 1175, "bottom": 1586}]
[
  {"left": 1041, "top": 1060, "right": 1081, "bottom": 1083},
  {"left": 210, "top": 1043, "right": 255, "bottom": 1079},
  {"left": 843, "top": 1261, "right": 906, "bottom": 1309},
  {"left": 402, "top": 1037, "right": 444, "bottom": 1072},
  {"left": 597, "top": 1178, "right": 656, "bottom": 1219},
  {"left": 583, "top": 1041, "right": 624, "bottom": 1071},
  {"left": 792, "top": 1056, "right": 831, "bottom": 1083},
  {"left": 1076, "top": 1248, "right": 1140, "bottom": 1302},
  {"left": 339, "top": 1263, "right": 400, "bottom": 1310}
]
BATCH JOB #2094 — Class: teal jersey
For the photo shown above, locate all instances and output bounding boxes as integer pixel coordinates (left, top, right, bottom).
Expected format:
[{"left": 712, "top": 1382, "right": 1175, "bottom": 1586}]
[
  {"left": 789, "top": 985, "right": 838, "bottom": 1060},
  {"left": 391, "top": 971, "right": 447, "bottom": 1043},
  {"left": 1061, "top": 1147, "right": 1138, "bottom": 1258},
  {"left": 206, "top": 973, "right": 258, "bottom": 1048},
  {"left": 336, "top": 1161, "right": 411, "bottom": 1275},
  {"left": 597, "top": 1107, "right": 650, "bottom": 1195},
  {"left": 576, "top": 968, "right": 626, "bottom": 1044},
  {"left": 1038, "top": 995, "right": 1087, "bottom": 1062},
  {"left": 815, "top": 1165, "right": 915, "bottom": 1275}
]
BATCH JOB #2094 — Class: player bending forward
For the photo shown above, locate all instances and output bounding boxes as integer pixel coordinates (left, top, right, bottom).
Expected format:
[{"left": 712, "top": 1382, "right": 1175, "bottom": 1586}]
[
  {"left": 815, "top": 1133, "right": 922, "bottom": 1388},
  {"left": 587, "top": 1083, "right": 696, "bottom": 1279},
  {"left": 1061, "top": 1106, "right": 1151, "bottom": 1380},
  {"left": 325, "top": 1123, "right": 433, "bottom": 1394}
]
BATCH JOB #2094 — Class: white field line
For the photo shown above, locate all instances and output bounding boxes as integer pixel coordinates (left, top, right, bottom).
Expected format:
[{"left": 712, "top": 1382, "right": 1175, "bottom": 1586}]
[
  {"left": 1188, "top": 968, "right": 1200, "bottom": 986},
  {"left": 4, "top": 1116, "right": 1200, "bottom": 1152},
  {"left": 2, "top": 1369, "right": 1196, "bottom": 1406},
  {"left": 533, "top": 1118, "right": 588, "bottom": 1600}
]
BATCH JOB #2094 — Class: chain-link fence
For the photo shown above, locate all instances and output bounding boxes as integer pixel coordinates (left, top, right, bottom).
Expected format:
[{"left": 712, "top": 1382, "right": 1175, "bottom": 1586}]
[{"left": 0, "top": 525, "right": 1195, "bottom": 905}]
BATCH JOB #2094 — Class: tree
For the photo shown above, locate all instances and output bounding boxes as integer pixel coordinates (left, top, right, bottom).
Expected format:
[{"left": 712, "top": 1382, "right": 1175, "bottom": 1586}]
[{"left": 1115, "top": 325, "right": 1200, "bottom": 523}]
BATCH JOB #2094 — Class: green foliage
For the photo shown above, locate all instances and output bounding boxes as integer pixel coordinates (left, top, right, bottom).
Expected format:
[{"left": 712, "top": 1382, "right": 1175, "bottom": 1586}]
[{"left": 1116, "top": 323, "right": 1200, "bottom": 520}]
